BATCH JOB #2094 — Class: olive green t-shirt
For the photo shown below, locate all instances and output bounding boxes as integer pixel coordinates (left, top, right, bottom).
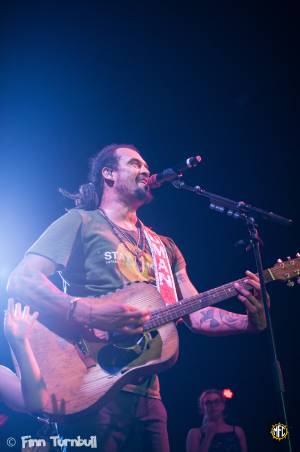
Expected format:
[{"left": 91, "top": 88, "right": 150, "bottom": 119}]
[{"left": 27, "top": 208, "right": 186, "bottom": 398}]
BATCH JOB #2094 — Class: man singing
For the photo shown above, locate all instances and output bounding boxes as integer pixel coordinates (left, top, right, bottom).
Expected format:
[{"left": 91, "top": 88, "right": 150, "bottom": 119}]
[{"left": 7, "top": 144, "right": 267, "bottom": 451}]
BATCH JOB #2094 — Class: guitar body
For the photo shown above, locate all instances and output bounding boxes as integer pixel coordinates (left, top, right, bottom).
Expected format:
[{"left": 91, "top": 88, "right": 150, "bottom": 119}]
[
  {"left": 21, "top": 255, "right": 300, "bottom": 422},
  {"left": 29, "top": 282, "right": 179, "bottom": 422}
]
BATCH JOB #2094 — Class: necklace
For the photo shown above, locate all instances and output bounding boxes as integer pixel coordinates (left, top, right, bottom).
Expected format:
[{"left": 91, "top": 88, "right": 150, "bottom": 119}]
[{"left": 98, "top": 208, "right": 146, "bottom": 272}]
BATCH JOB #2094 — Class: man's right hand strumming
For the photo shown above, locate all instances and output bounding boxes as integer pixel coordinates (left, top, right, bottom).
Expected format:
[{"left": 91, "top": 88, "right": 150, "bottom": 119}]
[
  {"left": 74, "top": 297, "right": 150, "bottom": 335},
  {"left": 7, "top": 254, "right": 150, "bottom": 336}
]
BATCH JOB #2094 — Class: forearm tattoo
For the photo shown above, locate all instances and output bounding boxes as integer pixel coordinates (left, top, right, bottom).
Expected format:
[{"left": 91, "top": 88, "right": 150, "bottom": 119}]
[
  {"left": 219, "top": 311, "right": 248, "bottom": 331},
  {"left": 196, "top": 308, "right": 248, "bottom": 332},
  {"left": 199, "top": 309, "right": 220, "bottom": 328}
]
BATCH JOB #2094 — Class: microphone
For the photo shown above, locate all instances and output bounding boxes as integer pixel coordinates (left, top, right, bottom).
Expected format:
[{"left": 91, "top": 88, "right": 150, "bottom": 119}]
[{"left": 148, "top": 156, "right": 202, "bottom": 189}]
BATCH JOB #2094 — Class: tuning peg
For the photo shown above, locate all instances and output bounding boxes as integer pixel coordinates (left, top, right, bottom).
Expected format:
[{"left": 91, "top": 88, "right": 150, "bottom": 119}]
[
  {"left": 296, "top": 253, "right": 300, "bottom": 258},
  {"left": 277, "top": 259, "right": 283, "bottom": 263},
  {"left": 287, "top": 280, "right": 295, "bottom": 287},
  {"left": 287, "top": 256, "right": 291, "bottom": 260}
]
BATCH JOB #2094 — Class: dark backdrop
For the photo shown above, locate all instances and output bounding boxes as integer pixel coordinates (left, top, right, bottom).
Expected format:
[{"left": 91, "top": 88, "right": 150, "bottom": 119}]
[{"left": 0, "top": 2, "right": 298, "bottom": 451}]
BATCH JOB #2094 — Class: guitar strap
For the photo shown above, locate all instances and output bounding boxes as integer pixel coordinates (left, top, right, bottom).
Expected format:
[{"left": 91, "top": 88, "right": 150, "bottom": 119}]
[{"left": 143, "top": 227, "right": 178, "bottom": 305}]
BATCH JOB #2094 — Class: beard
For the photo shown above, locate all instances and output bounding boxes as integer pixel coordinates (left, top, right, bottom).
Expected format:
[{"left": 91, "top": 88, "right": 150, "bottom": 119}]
[
  {"left": 116, "top": 179, "right": 153, "bottom": 206},
  {"left": 133, "top": 185, "right": 153, "bottom": 204}
]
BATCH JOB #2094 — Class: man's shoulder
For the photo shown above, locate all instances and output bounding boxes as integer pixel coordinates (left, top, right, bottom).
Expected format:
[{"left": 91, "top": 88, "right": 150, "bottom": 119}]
[
  {"left": 152, "top": 231, "right": 186, "bottom": 270},
  {"left": 158, "top": 233, "right": 177, "bottom": 249},
  {"left": 144, "top": 227, "right": 180, "bottom": 254},
  {"left": 56, "top": 208, "right": 103, "bottom": 224}
]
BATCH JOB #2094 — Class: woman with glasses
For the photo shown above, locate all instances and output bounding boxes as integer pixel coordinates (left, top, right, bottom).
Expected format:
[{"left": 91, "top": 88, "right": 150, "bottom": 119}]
[{"left": 186, "top": 389, "right": 247, "bottom": 452}]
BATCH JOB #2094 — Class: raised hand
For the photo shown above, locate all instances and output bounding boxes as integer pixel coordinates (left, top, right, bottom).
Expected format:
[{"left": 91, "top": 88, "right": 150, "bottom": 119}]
[{"left": 4, "top": 298, "right": 39, "bottom": 343}]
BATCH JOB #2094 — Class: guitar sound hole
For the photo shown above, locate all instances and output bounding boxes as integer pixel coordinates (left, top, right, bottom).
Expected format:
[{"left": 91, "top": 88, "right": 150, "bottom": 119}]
[{"left": 97, "top": 331, "right": 158, "bottom": 374}]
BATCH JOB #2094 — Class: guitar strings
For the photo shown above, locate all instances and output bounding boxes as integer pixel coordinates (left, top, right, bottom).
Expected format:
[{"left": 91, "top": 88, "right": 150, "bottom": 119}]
[{"left": 146, "top": 277, "right": 252, "bottom": 329}]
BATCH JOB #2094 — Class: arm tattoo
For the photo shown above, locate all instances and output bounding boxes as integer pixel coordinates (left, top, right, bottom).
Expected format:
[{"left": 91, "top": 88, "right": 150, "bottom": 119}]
[
  {"left": 192, "top": 308, "right": 248, "bottom": 333},
  {"left": 219, "top": 311, "right": 248, "bottom": 331},
  {"left": 198, "top": 309, "right": 220, "bottom": 328}
]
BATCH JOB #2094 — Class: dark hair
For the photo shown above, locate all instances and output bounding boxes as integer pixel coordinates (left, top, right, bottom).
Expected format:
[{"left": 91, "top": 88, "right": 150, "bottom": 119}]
[{"left": 59, "top": 143, "right": 139, "bottom": 210}]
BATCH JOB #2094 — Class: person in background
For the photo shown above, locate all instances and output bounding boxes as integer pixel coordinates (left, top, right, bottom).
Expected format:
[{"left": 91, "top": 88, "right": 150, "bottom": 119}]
[{"left": 186, "top": 389, "right": 247, "bottom": 452}]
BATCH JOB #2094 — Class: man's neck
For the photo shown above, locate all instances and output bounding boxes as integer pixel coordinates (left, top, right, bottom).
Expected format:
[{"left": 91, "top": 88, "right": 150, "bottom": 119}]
[{"left": 100, "top": 196, "right": 138, "bottom": 230}]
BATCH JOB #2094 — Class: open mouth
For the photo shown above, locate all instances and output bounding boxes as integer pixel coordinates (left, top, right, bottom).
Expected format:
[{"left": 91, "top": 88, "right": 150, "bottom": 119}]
[{"left": 137, "top": 179, "right": 149, "bottom": 186}]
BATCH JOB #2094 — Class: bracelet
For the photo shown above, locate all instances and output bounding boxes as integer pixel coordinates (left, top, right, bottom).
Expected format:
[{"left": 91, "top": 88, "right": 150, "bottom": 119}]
[{"left": 66, "top": 297, "right": 81, "bottom": 321}]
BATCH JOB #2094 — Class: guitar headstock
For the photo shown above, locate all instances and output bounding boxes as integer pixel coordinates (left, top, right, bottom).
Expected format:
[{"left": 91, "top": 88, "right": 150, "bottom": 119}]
[{"left": 268, "top": 254, "right": 300, "bottom": 286}]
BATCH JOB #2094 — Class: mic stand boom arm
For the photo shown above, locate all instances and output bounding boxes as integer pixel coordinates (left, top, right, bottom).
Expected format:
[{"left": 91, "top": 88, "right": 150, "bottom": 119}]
[
  {"left": 172, "top": 179, "right": 292, "bottom": 226},
  {"left": 172, "top": 178, "right": 293, "bottom": 452}
]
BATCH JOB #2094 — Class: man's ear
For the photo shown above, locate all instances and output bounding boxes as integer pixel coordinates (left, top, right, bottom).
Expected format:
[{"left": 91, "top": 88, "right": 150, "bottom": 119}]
[{"left": 102, "top": 167, "right": 114, "bottom": 183}]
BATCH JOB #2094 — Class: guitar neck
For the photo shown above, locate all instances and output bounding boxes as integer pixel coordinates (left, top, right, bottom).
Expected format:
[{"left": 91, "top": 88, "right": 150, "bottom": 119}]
[{"left": 144, "top": 268, "right": 274, "bottom": 331}]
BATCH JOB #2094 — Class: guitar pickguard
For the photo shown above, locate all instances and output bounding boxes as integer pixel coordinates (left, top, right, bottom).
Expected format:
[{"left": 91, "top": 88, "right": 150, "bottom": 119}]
[{"left": 97, "top": 330, "right": 161, "bottom": 374}]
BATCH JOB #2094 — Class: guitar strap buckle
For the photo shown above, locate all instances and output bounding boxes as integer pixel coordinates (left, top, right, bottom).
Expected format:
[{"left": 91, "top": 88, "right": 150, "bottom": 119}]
[{"left": 74, "top": 337, "right": 96, "bottom": 369}]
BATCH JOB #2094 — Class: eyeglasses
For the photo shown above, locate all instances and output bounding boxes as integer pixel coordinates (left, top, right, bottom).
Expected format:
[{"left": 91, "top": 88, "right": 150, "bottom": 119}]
[{"left": 204, "top": 399, "right": 223, "bottom": 406}]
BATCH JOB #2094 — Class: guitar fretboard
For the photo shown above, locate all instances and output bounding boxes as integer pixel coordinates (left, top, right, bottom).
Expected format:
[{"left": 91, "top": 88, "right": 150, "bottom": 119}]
[{"left": 144, "top": 269, "right": 273, "bottom": 330}]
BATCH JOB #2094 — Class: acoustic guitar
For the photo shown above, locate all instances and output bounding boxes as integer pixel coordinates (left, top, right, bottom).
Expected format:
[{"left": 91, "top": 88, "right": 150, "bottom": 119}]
[{"left": 25, "top": 256, "right": 299, "bottom": 422}]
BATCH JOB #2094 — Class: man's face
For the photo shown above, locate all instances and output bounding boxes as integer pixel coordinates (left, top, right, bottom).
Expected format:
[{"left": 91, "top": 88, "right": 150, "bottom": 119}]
[{"left": 113, "top": 147, "right": 153, "bottom": 206}]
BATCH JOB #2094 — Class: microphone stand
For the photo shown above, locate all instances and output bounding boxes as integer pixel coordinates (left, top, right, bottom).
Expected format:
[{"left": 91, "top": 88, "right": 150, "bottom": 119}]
[{"left": 172, "top": 178, "right": 294, "bottom": 452}]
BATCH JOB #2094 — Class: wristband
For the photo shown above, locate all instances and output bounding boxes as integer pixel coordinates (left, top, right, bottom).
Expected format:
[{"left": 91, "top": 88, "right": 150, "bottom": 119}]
[{"left": 66, "top": 297, "right": 81, "bottom": 321}]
